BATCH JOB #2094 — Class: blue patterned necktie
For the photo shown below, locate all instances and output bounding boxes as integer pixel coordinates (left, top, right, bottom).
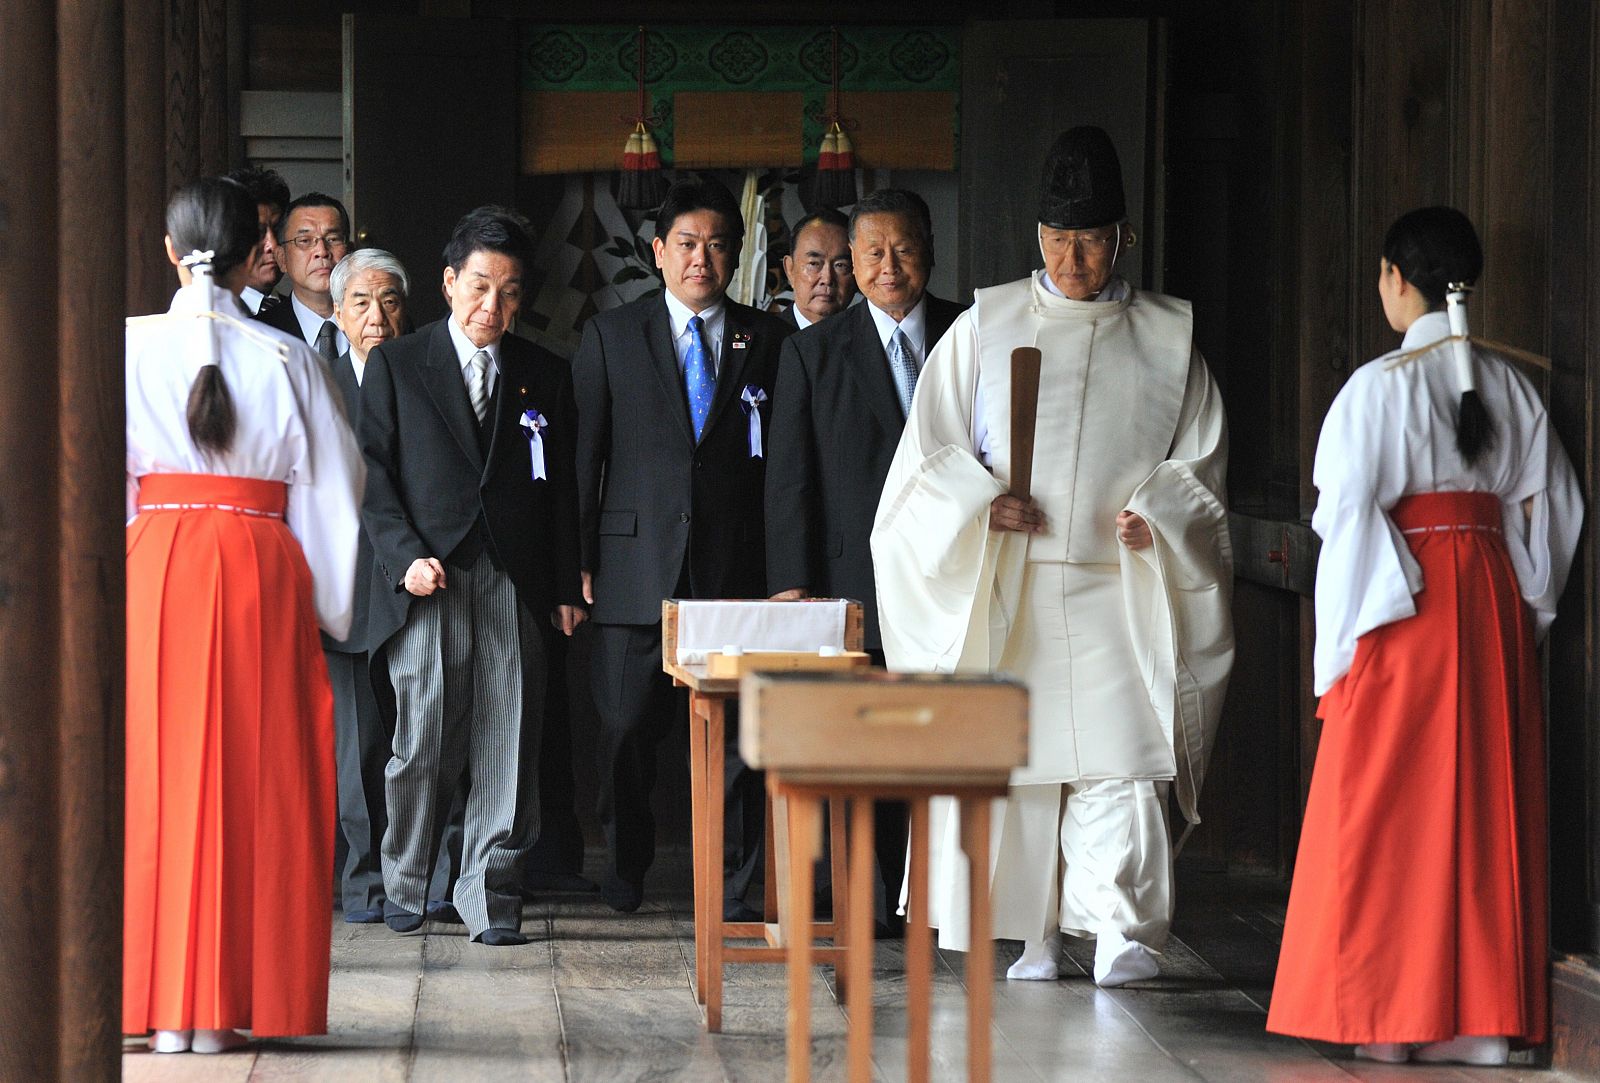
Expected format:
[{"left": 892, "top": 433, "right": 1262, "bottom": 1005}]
[
  {"left": 888, "top": 327, "right": 917, "bottom": 416},
  {"left": 684, "top": 314, "right": 715, "bottom": 441}
]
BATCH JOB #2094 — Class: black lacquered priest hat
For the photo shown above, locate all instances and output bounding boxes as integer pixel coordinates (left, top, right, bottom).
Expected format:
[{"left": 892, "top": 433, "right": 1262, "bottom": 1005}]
[{"left": 1038, "top": 125, "right": 1126, "bottom": 230}]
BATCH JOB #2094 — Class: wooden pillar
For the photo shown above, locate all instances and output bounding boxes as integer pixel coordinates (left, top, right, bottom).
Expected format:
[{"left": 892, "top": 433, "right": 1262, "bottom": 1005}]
[
  {"left": 56, "top": 0, "right": 127, "bottom": 1076},
  {"left": 0, "top": 0, "right": 66, "bottom": 1077},
  {"left": 1543, "top": 0, "right": 1600, "bottom": 959},
  {"left": 126, "top": 0, "right": 170, "bottom": 317},
  {"left": 167, "top": 0, "right": 199, "bottom": 190}
]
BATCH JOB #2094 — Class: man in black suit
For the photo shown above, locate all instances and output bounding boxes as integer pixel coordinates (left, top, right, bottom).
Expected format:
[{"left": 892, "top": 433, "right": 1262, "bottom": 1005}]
[
  {"left": 255, "top": 192, "right": 353, "bottom": 361},
  {"left": 765, "top": 188, "right": 967, "bottom": 931},
  {"left": 225, "top": 165, "right": 290, "bottom": 315},
  {"left": 574, "top": 178, "right": 791, "bottom": 915},
  {"left": 325, "top": 247, "right": 411, "bottom": 923},
  {"left": 360, "top": 207, "right": 586, "bottom": 945},
  {"left": 780, "top": 207, "right": 855, "bottom": 329}
]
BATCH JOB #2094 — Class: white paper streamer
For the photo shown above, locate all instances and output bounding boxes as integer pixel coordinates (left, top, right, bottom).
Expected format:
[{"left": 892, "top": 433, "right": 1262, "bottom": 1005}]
[{"left": 1445, "top": 285, "right": 1474, "bottom": 393}]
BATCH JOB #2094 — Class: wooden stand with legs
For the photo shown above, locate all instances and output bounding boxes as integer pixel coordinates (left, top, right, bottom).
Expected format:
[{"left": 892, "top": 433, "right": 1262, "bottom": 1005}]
[
  {"left": 663, "top": 600, "right": 866, "bottom": 1033},
  {"left": 741, "top": 672, "right": 1030, "bottom": 1083}
]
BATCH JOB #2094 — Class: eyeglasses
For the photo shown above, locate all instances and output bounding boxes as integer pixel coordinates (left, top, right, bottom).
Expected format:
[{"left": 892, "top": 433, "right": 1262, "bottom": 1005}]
[
  {"left": 1039, "top": 227, "right": 1118, "bottom": 254},
  {"left": 284, "top": 233, "right": 349, "bottom": 252}
]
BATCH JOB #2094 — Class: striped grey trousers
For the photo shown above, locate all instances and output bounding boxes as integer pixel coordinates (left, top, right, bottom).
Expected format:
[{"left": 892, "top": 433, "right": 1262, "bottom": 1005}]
[{"left": 382, "top": 552, "right": 545, "bottom": 937}]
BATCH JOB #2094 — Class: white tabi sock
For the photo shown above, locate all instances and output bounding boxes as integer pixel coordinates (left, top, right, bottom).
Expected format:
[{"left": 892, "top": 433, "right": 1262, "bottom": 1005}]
[
  {"left": 149, "top": 1030, "right": 192, "bottom": 1053},
  {"left": 1413, "top": 1036, "right": 1509, "bottom": 1066},
  {"left": 1005, "top": 930, "right": 1062, "bottom": 981},
  {"left": 1093, "top": 927, "right": 1159, "bottom": 987},
  {"left": 190, "top": 1028, "right": 249, "bottom": 1054},
  {"left": 1353, "top": 1043, "right": 1411, "bottom": 1063}
]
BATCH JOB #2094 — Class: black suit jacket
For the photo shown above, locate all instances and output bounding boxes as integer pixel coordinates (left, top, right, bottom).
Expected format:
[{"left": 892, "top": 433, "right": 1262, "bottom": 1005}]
[
  {"left": 323, "top": 350, "right": 375, "bottom": 654},
  {"left": 359, "top": 320, "right": 584, "bottom": 650},
  {"left": 574, "top": 294, "right": 792, "bottom": 625},
  {"left": 764, "top": 293, "right": 967, "bottom": 648},
  {"left": 253, "top": 293, "right": 306, "bottom": 342}
]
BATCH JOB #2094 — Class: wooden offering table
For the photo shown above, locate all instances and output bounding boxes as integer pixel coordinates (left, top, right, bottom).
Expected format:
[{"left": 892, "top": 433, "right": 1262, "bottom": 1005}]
[
  {"left": 661, "top": 599, "right": 869, "bottom": 1032},
  {"left": 740, "top": 670, "right": 1029, "bottom": 1083}
]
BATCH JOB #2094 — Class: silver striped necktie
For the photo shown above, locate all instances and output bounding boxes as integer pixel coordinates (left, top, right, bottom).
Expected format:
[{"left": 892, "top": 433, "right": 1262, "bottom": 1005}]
[{"left": 468, "top": 349, "right": 490, "bottom": 422}]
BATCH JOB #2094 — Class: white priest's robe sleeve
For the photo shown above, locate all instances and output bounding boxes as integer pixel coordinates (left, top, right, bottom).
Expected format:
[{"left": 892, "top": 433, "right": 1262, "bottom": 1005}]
[
  {"left": 1122, "top": 348, "right": 1235, "bottom": 823},
  {"left": 284, "top": 351, "right": 365, "bottom": 641},
  {"left": 872, "top": 312, "right": 1027, "bottom": 674}
]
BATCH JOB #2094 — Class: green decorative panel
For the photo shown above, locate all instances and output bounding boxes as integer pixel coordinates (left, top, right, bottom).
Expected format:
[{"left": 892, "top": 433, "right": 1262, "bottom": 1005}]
[{"left": 520, "top": 24, "right": 959, "bottom": 165}]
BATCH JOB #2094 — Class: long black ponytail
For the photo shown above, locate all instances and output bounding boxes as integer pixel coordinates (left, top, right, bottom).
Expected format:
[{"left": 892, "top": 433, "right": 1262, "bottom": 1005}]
[
  {"left": 165, "top": 177, "right": 258, "bottom": 457},
  {"left": 1382, "top": 206, "right": 1491, "bottom": 465}
]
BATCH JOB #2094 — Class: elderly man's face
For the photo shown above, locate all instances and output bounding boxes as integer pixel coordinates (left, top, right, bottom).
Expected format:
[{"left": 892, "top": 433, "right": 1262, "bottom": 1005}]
[
  {"left": 443, "top": 249, "right": 522, "bottom": 349},
  {"left": 1040, "top": 224, "right": 1122, "bottom": 301},
  {"left": 653, "top": 209, "right": 739, "bottom": 312},
  {"left": 276, "top": 205, "right": 350, "bottom": 303},
  {"left": 783, "top": 222, "right": 853, "bottom": 324},
  {"left": 335, "top": 268, "right": 407, "bottom": 363},
  {"left": 245, "top": 202, "right": 283, "bottom": 293},
  {"left": 851, "top": 212, "right": 930, "bottom": 318}
]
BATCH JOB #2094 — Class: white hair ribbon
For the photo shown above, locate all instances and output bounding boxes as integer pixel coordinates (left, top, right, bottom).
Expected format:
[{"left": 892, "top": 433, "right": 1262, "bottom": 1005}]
[
  {"left": 180, "top": 249, "right": 216, "bottom": 270},
  {"left": 519, "top": 409, "right": 548, "bottom": 481},
  {"left": 1445, "top": 283, "right": 1474, "bottom": 393},
  {"left": 740, "top": 385, "right": 768, "bottom": 458}
]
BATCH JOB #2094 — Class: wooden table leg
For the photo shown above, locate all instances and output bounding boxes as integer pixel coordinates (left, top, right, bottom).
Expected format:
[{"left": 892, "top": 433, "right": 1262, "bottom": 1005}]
[
  {"left": 847, "top": 797, "right": 875, "bottom": 1083},
  {"left": 905, "top": 797, "right": 932, "bottom": 1083},
  {"left": 687, "top": 692, "right": 709, "bottom": 1008},
  {"left": 706, "top": 696, "right": 727, "bottom": 1033},
  {"left": 764, "top": 794, "right": 779, "bottom": 924},
  {"left": 828, "top": 795, "right": 849, "bottom": 1005},
  {"left": 960, "top": 796, "right": 993, "bottom": 1083},
  {"left": 785, "top": 790, "right": 820, "bottom": 1083}
]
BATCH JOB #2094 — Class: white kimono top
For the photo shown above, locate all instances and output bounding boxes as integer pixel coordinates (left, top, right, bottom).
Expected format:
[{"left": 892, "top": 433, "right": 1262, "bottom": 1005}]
[
  {"left": 1311, "top": 309, "right": 1583, "bottom": 695},
  {"left": 871, "top": 273, "right": 1235, "bottom": 823},
  {"left": 126, "top": 278, "right": 365, "bottom": 640}
]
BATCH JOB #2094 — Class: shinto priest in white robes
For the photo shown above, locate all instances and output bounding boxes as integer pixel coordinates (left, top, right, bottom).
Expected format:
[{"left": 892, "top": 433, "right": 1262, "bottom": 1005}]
[{"left": 871, "top": 268, "right": 1234, "bottom": 951}]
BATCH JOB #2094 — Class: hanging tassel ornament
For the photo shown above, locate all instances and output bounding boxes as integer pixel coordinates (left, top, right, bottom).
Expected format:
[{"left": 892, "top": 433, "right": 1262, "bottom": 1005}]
[
  {"left": 617, "top": 26, "right": 667, "bottom": 211},
  {"left": 813, "top": 27, "right": 857, "bottom": 209}
]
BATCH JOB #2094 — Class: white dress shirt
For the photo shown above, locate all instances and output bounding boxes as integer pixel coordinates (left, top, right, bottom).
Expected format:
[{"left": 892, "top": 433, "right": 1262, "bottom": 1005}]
[
  {"left": 866, "top": 294, "right": 929, "bottom": 413},
  {"left": 289, "top": 292, "right": 350, "bottom": 358},
  {"left": 446, "top": 317, "right": 501, "bottom": 400},
  {"left": 240, "top": 285, "right": 266, "bottom": 315},
  {"left": 664, "top": 290, "right": 725, "bottom": 376}
]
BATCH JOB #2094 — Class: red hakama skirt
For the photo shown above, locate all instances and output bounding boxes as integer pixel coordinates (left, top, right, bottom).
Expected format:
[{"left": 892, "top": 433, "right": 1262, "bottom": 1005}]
[
  {"left": 1268, "top": 491, "right": 1547, "bottom": 1045},
  {"left": 124, "top": 474, "right": 336, "bottom": 1037}
]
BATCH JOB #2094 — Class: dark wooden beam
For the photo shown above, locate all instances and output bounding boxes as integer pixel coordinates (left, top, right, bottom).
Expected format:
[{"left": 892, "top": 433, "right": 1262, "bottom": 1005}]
[
  {"left": 56, "top": 0, "right": 126, "bottom": 1077},
  {"left": 126, "top": 0, "right": 170, "bottom": 317},
  {"left": 0, "top": 0, "right": 65, "bottom": 1077}
]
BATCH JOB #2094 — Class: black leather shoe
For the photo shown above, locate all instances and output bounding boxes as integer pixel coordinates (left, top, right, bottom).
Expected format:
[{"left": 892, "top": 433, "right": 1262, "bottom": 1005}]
[
  {"left": 425, "top": 901, "right": 463, "bottom": 925},
  {"left": 384, "top": 905, "right": 424, "bottom": 933},
  {"left": 344, "top": 907, "right": 384, "bottom": 924},
  {"left": 601, "top": 876, "right": 643, "bottom": 913},
  {"left": 474, "top": 927, "right": 530, "bottom": 947}
]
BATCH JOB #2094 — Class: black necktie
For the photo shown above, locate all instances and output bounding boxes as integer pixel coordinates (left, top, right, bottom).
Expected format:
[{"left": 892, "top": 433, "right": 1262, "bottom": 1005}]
[{"left": 314, "top": 320, "right": 338, "bottom": 363}]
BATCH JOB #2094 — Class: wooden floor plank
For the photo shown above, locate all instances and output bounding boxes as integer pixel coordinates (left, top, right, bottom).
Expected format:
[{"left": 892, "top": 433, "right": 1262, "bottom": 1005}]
[
  {"left": 558, "top": 985, "right": 725, "bottom": 1083},
  {"left": 117, "top": 871, "right": 1590, "bottom": 1083},
  {"left": 122, "top": 1045, "right": 257, "bottom": 1082},
  {"left": 408, "top": 917, "right": 567, "bottom": 1083}
]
